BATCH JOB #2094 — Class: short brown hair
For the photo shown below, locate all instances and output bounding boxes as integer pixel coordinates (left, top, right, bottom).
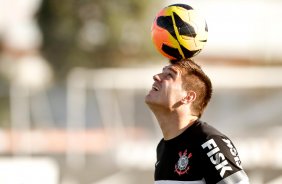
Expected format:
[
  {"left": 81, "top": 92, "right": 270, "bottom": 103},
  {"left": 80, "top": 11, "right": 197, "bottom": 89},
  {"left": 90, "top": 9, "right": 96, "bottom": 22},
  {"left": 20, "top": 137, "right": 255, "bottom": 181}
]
[{"left": 171, "top": 59, "right": 212, "bottom": 117}]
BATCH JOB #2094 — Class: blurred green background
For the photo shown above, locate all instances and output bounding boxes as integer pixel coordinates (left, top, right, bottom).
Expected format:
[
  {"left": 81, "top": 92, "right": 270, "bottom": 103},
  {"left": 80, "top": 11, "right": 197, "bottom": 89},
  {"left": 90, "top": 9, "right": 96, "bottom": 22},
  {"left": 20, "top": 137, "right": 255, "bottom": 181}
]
[{"left": 37, "top": 0, "right": 160, "bottom": 76}]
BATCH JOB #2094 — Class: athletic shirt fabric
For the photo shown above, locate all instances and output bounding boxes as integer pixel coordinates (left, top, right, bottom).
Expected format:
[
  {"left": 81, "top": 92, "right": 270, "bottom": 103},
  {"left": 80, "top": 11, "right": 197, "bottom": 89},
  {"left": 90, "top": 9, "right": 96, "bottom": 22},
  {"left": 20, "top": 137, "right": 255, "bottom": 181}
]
[{"left": 154, "top": 120, "right": 249, "bottom": 184}]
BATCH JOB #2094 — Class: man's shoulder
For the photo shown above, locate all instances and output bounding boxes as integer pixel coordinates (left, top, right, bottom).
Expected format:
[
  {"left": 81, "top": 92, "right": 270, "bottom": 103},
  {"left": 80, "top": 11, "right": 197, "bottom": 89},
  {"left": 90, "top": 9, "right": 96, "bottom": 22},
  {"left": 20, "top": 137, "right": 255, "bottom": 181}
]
[
  {"left": 191, "top": 120, "right": 237, "bottom": 154},
  {"left": 195, "top": 120, "right": 248, "bottom": 183},
  {"left": 192, "top": 120, "right": 227, "bottom": 140}
]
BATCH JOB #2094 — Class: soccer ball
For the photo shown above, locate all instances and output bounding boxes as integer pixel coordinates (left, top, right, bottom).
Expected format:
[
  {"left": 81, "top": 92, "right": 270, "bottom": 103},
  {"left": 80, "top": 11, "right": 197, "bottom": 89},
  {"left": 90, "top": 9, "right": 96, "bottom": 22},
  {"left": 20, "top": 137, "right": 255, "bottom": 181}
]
[{"left": 151, "top": 4, "right": 208, "bottom": 60}]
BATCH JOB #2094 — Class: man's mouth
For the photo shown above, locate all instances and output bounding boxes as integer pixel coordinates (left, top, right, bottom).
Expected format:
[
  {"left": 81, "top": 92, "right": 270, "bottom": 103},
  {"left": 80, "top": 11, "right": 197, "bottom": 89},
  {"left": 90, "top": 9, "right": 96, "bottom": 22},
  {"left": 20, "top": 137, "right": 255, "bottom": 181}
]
[{"left": 152, "top": 85, "right": 159, "bottom": 91}]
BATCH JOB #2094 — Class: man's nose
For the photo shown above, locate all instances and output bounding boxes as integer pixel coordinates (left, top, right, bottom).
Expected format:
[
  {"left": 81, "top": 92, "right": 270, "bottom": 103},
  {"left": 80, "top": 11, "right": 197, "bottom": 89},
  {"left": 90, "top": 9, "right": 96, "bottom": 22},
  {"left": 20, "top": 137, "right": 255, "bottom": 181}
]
[{"left": 153, "top": 74, "right": 161, "bottom": 82}]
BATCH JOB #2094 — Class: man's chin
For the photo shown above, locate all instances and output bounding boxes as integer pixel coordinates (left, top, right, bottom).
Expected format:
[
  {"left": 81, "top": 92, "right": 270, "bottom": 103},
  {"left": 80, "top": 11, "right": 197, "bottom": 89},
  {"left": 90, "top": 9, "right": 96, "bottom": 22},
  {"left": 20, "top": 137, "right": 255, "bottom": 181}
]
[
  {"left": 145, "top": 94, "right": 155, "bottom": 105},
  {"left": 145, "top": 95, "right": 152, "bottom": 105},
  {"left": 145, "top": 96, "right": 161, "bottom": 109}
]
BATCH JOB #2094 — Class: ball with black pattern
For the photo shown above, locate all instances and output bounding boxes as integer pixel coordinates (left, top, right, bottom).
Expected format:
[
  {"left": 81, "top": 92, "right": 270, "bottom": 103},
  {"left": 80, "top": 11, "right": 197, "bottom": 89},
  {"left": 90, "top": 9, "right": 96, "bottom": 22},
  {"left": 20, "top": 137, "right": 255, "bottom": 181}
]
[{"left": 151, "top": 4, "right": 208, "bottom": 60}]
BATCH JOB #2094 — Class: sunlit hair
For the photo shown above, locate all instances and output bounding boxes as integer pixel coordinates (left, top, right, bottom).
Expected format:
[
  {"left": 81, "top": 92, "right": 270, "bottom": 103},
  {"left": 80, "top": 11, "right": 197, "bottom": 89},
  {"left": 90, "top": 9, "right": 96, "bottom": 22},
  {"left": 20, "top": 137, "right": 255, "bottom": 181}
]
[{"left": 170, "top": 59, "right": 213, "bottom": 118}]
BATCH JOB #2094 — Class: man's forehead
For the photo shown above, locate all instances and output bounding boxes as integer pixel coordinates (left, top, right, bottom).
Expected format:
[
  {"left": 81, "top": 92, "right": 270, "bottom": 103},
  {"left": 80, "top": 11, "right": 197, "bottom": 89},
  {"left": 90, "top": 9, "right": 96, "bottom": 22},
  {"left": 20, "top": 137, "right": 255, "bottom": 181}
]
[{"left": 162, "top": 65, "right": 181, "bottom": 73}]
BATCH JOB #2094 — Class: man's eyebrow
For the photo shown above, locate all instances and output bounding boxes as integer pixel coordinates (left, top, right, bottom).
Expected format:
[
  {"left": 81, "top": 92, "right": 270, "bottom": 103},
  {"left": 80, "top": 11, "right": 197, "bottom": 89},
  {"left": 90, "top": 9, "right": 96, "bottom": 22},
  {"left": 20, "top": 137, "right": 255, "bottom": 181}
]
[
  {"left": 169, "top": 67, "right": 178, "bottom": 73},
  {"left": 162, "top": 66, "right": 177, "bottom": 73}
]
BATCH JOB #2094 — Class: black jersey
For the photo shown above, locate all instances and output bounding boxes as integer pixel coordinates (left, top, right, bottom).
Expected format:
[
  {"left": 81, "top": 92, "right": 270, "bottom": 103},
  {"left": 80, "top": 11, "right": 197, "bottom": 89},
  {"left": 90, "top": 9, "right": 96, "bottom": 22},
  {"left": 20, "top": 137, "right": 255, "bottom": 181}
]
[{"left": 154, "top": 120, "right": 249, "bottom": 184}]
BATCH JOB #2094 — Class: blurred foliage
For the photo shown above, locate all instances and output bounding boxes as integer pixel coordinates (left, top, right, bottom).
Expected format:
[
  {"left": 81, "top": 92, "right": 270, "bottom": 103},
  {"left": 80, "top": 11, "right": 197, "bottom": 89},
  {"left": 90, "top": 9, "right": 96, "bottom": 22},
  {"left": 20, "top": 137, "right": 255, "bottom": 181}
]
[
  {"left": 0, "top": 77, "right": 10, "bottom": 127},
  {"left": 37, "top": 0, "right": 161, "bottom": 77},
  {"left": 0, "top": 97, "right": 10, "bottom": 128}
]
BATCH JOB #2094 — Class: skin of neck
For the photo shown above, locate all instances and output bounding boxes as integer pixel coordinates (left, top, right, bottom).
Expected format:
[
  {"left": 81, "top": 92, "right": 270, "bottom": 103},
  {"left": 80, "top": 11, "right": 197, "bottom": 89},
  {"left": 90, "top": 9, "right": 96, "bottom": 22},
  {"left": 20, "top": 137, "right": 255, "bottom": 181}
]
[{"left": 150, "top": 104, "right": 198, "bottom": 140}]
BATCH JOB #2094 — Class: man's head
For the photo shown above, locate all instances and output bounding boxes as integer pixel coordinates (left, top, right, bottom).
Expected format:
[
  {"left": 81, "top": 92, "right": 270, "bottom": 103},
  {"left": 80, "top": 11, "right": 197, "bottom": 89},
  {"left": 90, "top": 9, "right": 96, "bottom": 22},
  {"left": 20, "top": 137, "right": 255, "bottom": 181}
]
[
  {"left": 173, "top": 59, "right": 212, "bottom": 117},
  {"left": 145, "top": 59, "right": 212, "bottom": 118}
]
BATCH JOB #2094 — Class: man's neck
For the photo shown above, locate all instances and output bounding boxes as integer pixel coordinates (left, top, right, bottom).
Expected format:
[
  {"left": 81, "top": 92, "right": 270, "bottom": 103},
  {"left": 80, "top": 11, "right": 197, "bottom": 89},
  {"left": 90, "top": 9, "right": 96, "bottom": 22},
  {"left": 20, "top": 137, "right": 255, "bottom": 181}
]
[{"left": 153, "top": 109, "right": 198, "bottom": 140}]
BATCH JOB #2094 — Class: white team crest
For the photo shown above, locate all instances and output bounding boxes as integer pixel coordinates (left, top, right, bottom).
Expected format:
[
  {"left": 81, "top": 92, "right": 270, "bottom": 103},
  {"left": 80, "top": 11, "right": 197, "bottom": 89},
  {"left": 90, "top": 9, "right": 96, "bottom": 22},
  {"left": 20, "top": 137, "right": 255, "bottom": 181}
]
[{"left": 175, "top": 149, "right": 192, "bottom": 175}]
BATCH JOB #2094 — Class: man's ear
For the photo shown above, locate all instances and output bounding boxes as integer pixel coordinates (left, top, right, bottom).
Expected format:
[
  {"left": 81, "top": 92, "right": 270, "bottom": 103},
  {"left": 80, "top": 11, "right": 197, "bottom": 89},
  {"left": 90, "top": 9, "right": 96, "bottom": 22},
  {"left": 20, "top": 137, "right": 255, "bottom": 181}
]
[{"left": 181, "top": 91, "right": 196, "bottom": 104}]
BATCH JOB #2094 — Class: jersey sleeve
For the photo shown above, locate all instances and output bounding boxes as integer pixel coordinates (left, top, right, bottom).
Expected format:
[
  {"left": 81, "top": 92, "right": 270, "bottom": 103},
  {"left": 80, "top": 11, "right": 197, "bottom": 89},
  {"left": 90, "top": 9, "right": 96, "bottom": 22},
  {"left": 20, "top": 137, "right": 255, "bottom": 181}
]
[{"left": 199, "top": 135, "right": 249, "bottom": 184}]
